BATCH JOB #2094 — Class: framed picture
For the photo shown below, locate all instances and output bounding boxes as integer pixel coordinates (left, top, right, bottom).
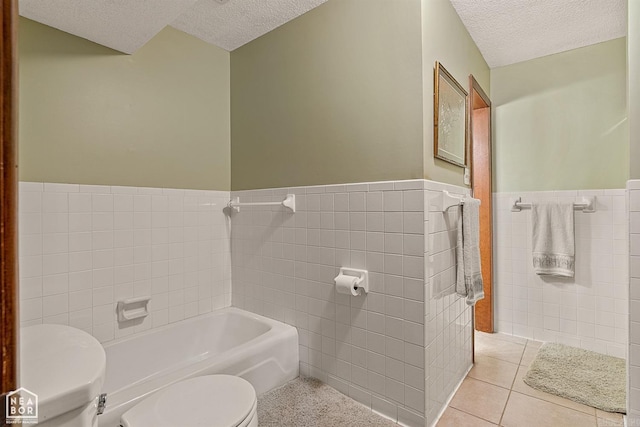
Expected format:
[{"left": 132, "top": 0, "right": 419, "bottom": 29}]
[{"left": 434, "top": 61, "right": 468, "bottom": 167}]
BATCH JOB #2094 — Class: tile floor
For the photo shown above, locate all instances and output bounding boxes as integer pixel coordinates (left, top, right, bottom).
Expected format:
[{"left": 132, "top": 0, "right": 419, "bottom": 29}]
[{"left": 437, "top": 332, "right": 625, "bottom": 427}]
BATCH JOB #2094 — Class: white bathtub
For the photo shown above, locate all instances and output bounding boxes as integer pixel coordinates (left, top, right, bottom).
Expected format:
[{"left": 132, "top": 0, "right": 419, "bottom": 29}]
[{"left": 98, "top": 307, "right": 298, "bottom": 427}]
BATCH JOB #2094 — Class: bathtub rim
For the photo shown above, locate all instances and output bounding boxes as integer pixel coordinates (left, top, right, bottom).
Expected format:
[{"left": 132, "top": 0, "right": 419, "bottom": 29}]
[{"left": 102, "top": 306, "right": 284, "bottom": 353}]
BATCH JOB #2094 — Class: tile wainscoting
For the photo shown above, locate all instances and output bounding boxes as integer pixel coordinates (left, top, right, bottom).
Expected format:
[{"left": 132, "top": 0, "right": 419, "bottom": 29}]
[
  {"left": 628, "top": 180, "right": 640, "bottom": 421},
  {"left": 18, "top": 179, "right": 473, "bottom": 427},
  {"left": 424, "top": 182, "right": 473, "bottom": 425},
  {"left": 493, "top": 190, "right": 628, "bottom": 358},
  {"left": 231, "top": 179, "right": 473, "bottom": 427},
  {"left": 18, "top": 182, "right": 231, "bottom": 343}
]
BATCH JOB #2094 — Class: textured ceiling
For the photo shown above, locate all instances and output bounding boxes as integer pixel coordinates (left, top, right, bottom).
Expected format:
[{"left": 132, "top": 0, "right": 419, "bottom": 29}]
[
  {"left": 18, "top": 0, "right": 328, "bottom": 54},
  {"left": 171, "top": 0, "right": 328, "bottom": 51},
  {"left": 19, "top": 0, "right": 199, "bottom": 54},
  {"left": 450, "top": 0, "right": 628, "bottom": 68},
  {"left": 19, "top": 0, "right": 627, "bottom": 65}
]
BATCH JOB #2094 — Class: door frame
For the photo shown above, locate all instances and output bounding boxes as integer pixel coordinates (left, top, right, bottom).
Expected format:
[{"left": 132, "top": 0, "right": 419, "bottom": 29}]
[
  {"left": 468, "top": 75, "right": 493, "bottom": 333},
  {"left": 1, "top": 0, "right": 20, "bottom": 412}
]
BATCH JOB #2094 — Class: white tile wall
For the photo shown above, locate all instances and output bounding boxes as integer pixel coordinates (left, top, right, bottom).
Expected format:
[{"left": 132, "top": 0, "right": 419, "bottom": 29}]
[
  {"left": 628, "top": 180, "right": 640, "bottom": 420},
  {"left": 230, "top": 179, "right": 472, "bottom": 427},
  {"left": 424, "top": 182, "right": 473, "bottom": 425},
  {"left": 493, "top": 190, "right": 628, "bottom": 358},
  {"left": 18, "top": 179, "right": 473, "bottom": 425},
  {"left": 19, "top": 182, "right": 231, "bottom": 343}
]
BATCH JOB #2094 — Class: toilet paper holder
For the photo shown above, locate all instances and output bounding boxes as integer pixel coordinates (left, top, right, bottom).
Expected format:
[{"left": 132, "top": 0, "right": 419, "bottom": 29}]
[{"left": 335, "top": 267, "right": 369, "bottom": 294}]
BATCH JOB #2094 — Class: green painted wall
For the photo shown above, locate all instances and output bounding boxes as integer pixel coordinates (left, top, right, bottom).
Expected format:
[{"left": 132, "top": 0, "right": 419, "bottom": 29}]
[
  {"left": 230, "top": 0, "right": 424, "bottom": 190},
  {"left": 630, "top": 1, "right": 640, "bottom": 180},
  {"left": 421, "top": 0, "right": 490, "bottom": 187},
  {"left": 19, "top": 18, "right": 231, "bottom": 190},
  {"left": 491, "top": 38, "right": 628, "bottom": 192}
]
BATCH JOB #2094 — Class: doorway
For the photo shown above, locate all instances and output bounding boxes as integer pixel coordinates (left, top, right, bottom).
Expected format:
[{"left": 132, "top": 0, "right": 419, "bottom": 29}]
[{"left": 469, "top": 75, "right": 493, "bottom": 333}]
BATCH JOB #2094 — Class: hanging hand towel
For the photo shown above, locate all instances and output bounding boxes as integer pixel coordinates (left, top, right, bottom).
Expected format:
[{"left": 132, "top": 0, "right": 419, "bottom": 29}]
[
  {"left": 531, "top": 202, "right": 575, "bottom": 277},
  {"left": 456, "top": 197, "right": 484, "bottom": 306}
]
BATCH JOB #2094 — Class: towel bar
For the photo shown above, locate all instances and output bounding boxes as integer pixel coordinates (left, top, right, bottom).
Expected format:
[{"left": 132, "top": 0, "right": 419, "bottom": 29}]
[
  {"left": 228, "top": 194, "right": 296, "bottom": 213},
  {"left": 511, "top": 196, "right": 595, "bottom": 213},
  {"left": 434, "top": 190, "right": 478, "bottom": 212}
]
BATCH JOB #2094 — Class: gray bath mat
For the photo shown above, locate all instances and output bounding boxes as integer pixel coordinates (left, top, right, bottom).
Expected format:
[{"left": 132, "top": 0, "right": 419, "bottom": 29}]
[
  {"left": 257, "top": 377, "right": 397, "bottom": 427},
  {"left": 523, "top": 343, "right": 626, "bottom": 413}
]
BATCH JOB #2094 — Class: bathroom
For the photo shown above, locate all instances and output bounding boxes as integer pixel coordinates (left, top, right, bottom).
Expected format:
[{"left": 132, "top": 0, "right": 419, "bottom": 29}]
[{"left": 0, "top": 0, "right": 638, "bottom": 426}]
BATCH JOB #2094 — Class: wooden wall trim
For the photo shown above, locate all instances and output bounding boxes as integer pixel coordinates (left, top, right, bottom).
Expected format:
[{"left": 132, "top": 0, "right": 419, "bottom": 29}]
[
  {"left": 470, "top": 76, "right": 491, "bottom": 109},
  {"left": 1, "top": 0, "right": 19, "bottom": 406},
  {"left": 469, "top": 75, "right": 493, "bottom": 333}
]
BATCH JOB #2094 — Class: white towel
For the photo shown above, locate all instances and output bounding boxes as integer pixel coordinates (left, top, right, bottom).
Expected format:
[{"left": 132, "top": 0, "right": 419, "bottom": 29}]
[
  {"left": 531, "top": 202, "right": 575, "bottom": 277},
  {"left": 456, "top": 197, "right": 484, "bottom": 306}
]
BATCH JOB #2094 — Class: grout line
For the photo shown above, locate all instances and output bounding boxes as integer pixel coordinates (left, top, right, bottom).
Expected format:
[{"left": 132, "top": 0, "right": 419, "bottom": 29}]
[
  {"left": 508, "top": 390, "right": 599, "bottom": 423},
  {"left": 517, "top": 341, "right": 527, "bottom": 365},
  {"left": 448, "top": 405, "right": 500, "bottom": 425},
  {"left": 465, "top": 375, "right": 512, "bottom": 392},
  {"left": 508, "top": 364, "right": 520, "bottom": 391},
  {"left": 497, "top": 343, "right": 526, "bottom": 426},
  {"left": 475, "top": 336, "right": 523, "bottom": 426},
  {"left": 499, "top": 341, "right": 533, "bottom": 426},
  {"left": 449, "top": 371, "right": 513, "bottom": 425},
  {"left": 499, "top": 389, "right": 513, "bottom": 426}
]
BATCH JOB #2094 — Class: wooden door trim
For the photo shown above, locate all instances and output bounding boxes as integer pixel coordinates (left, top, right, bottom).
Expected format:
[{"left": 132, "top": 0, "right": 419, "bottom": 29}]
[
  {"left": 1, "top": 0, "right": 19, "bottom": 407},
  {"left": 470, "top": 75, "right": 491, "bottom": 109},
  {"left": 469, "top": 74, "right": 493, "bottom": 333},
  {"left": 469, "top": 75, "right": 491, "bottom": 189}
]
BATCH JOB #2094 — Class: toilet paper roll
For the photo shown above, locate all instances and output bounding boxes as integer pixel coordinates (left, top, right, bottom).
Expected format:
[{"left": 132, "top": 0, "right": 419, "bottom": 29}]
[{"left": 335, "top": 274, "right": 361, "bottom": 296}]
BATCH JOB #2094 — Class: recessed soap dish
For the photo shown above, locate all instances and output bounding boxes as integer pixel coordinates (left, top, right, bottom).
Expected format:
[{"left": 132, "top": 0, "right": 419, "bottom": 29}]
[{"left": 117, "top": 296, "right": 151, "bottom": 322}]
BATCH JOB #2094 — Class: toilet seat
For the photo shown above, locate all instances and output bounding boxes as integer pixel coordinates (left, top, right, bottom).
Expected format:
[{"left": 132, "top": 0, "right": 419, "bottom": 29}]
[{"left": 121, "top": 375, "right": 257, "bottom": 427}]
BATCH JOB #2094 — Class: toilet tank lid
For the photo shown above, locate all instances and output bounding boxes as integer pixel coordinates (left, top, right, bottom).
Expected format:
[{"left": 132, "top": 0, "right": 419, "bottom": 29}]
[{"left": 20, "top": 324, "right": 106, "bottom": 422}]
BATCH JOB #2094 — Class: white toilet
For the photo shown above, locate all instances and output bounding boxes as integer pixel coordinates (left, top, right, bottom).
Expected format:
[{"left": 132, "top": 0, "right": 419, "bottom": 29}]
[
  {"left": 21, "top": 324, "right": 107, "bottom": 427},
  {"left": 21, "top": 324, "right": 257, "bottom": 427},
  {"left": 120, "top": 375, "right": 258, "bottom": 427}
]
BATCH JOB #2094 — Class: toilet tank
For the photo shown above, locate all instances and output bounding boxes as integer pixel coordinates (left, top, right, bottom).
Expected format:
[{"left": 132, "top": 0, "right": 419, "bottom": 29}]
[{"left": 20, "top": 324, "right": 106, "bottom": 427}]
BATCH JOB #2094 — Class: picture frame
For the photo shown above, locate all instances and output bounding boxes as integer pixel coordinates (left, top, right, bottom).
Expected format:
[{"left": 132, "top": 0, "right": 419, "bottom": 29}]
[{"left": 434, "top": 61, "right": 468, "bottom": 168}]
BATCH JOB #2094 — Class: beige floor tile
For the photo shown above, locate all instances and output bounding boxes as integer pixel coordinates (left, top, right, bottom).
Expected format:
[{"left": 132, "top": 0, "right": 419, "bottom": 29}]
[
  {"left": 468, "top": 355, "right": 519, "bottom": 389},
  {"left": 449, "top": 377, "right": 510, "bottom": 424},
  {"left": 501, "top": 392, "right": 597, "bottom": 427},
  {"left": 596, "top": 409, "right": 624, "bottom": 425},
  {"left": 476, "top": 331, "right": 528, "bottom": 345},
  {"left": 474, "top": 334, "right": 525, "bottom": 364},
  {"left": 597, "top": 417, "right": 624, "bottom": 427},
  {"left": 436, "top": 407, "right": 497, "bottom": 426},
  {"left": 495, "top": 333, "right": 528, "bottom": 345},
  {"left": 520, "top": 344, "right": 541, "bottom": 367},
  {"left": 525, "top": 339, "right": 543, "bottom": 349},
  {"left": 595, "top": 409, "right": 624, "bottom": 421},
  {"left": 512, "top": 366, "right": 596, "bottom": 416}
]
